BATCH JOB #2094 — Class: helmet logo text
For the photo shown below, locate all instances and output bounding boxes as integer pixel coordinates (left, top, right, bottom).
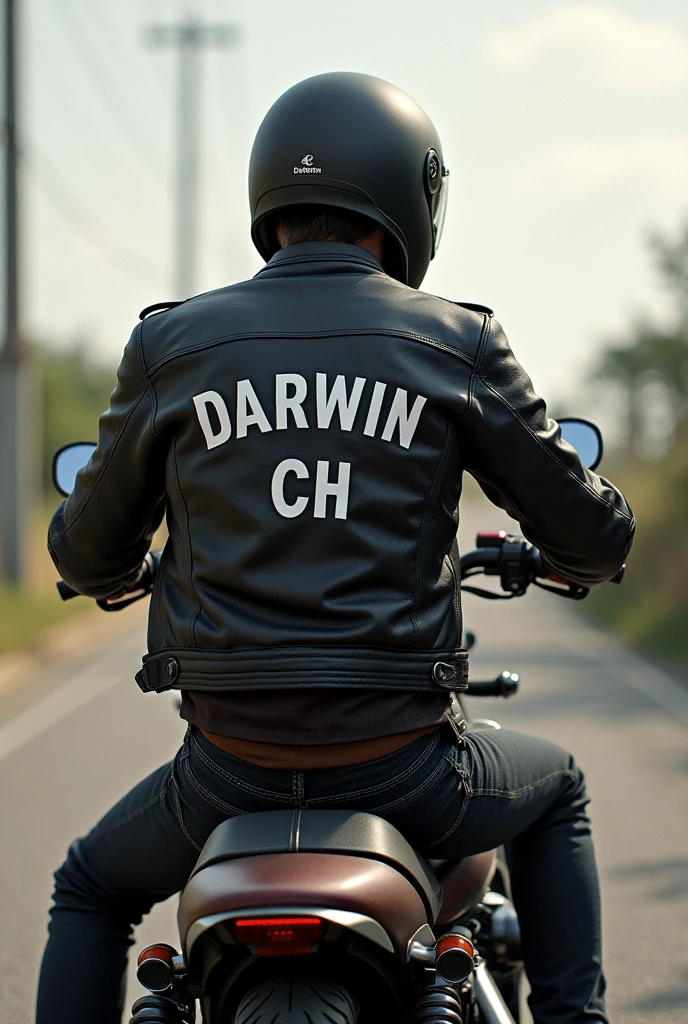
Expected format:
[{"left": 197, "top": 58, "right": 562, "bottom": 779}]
[{"left": 294, "top": 153, "right": 322, "bottom": 175}]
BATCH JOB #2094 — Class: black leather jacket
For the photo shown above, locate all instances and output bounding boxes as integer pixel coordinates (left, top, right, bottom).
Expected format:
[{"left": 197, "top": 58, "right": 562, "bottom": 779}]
[{"left": 48, "top": 243, "right": 634, "bottom": 695}]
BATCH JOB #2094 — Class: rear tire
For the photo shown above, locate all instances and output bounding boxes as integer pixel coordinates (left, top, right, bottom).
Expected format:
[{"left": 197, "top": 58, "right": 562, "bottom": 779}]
[{"left": 234, "top": 975, "right": 359, "bottom": 1024}]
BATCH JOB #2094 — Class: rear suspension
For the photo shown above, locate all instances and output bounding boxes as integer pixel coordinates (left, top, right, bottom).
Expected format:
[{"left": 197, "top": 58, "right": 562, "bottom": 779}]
[
  {"left": 129, "top": 994, "right": 193, "bottom": 1024},
  {"left": 413, "top": 982, "right": 463, "bottom": 1024}
]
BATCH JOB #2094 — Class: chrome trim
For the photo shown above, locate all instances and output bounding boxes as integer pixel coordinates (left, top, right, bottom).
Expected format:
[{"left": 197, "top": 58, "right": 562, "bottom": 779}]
[
  {"left": 473, "top": 962, "right": 517, "bottom": 1024},
  {"left": 185, "top": 906, "right": 394, "bottom": 958},
  {"left": 407, "top": 923, "right": 436, "bottom": 962},
  {"left": 470, "top": 719, "right": 502, "bottom": 731},
  {"left": 408, "top": 940, "right": 435, "bottom": 964},
  {"left": 482, "top": 891, "right": 508, "bottom": 907}
]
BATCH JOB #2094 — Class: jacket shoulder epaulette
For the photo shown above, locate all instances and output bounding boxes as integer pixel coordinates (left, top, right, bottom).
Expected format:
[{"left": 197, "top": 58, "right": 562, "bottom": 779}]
[
  {"left": 139, "top": 300, "right": 184, "bottom": 321},
  {"left": 452, "top": 300, "right": 494, "bottom": 317}
]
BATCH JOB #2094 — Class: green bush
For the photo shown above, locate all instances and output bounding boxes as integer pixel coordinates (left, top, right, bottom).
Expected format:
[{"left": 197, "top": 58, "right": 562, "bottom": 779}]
[
  {"left": 36, "top": 344, "right": 117, "bottom": 492},
  {"left": 586, "top": 440, "right": 688, "bottom": 668}
]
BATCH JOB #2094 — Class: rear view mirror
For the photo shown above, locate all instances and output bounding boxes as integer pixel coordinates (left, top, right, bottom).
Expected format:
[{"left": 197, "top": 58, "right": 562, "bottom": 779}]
[
  {"left": 558, "top": 418, "right": 603, "bottom": 470},
  {"left": 53, "top": 443, "right": 97, "bottom": 497}
]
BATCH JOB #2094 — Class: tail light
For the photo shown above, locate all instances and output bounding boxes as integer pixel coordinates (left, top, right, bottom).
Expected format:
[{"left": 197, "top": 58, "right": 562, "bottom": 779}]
[{"left": 231, "top": 916, "right": 324, "bottom": 956}]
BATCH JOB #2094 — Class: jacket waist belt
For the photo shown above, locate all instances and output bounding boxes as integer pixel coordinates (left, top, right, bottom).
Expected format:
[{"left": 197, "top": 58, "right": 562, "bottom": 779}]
[{"left": 134, "top": 645, "right": 469, "bottom": 694}]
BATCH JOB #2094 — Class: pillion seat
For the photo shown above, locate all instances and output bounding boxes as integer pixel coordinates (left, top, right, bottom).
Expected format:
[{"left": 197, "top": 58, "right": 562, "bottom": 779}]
[
  {"left": 177, "top": 810, "right": 496, "bottom": 957},
  {"left": 188, "top": 809, "right": 442, "bottom": 918},
  {"left": 177, "top": 810, "right": 442, "bottom": 958}
]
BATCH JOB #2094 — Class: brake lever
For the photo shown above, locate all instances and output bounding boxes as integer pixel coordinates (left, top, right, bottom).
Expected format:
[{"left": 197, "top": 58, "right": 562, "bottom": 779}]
[
  {"left": 533, "top": 578, "right": 589, "bottom": 601},
  {"left": 460, "top": 585, "right": 516, "bottom": 601},
  {"left": 96, "top": 587, "right": 152, "bottom": 612}
]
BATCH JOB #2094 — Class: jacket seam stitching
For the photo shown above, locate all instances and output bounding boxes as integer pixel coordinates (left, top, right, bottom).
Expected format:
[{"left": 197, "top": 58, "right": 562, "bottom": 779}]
[
  {"left": 409, "top": 419, "right": 454, "bottom": 649},
  {"left": 49, "top": 378, "right": 149, "bottom": 542},
  {"left": 138, "top": 318, "right": 161, "bottom": 440},
  {"left": 465, "top": 314, "right": 491, "bottom": 424},
  {"left": 170, "top": 436, "right": 202, "bottom": 646},
  {"left": 146, "top": 329, "right": 475, "bottom": 375},
  {"left": 477, "top": 376, "right": 633, "bottom": 520}
]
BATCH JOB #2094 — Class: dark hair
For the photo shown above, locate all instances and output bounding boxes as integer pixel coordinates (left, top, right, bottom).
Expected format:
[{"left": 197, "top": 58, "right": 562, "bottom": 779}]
[{"left": 275, "top": 205, "right": 378, "bottom": 246}]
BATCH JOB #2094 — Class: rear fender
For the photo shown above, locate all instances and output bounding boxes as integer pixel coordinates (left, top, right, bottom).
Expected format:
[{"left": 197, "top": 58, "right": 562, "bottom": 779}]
[{"left": 178, "top": 853, "right": 429, "bottom": 959}]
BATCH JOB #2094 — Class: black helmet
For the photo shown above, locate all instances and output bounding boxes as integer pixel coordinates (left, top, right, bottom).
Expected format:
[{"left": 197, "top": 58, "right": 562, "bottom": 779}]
[{"left": 249, "top": 72, "right": 449, "bottom": 289}]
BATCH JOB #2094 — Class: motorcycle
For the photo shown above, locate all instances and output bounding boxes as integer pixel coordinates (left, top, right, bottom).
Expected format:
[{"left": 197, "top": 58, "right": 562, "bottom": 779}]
[{"left": 52, "top": 418, "right": 622, "bottom": 1024}]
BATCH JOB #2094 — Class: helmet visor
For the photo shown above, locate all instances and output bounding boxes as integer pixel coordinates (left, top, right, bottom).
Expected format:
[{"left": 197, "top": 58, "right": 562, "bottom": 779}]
[{"left": 432, "top": 170, "right": 449, "bottom": 255}]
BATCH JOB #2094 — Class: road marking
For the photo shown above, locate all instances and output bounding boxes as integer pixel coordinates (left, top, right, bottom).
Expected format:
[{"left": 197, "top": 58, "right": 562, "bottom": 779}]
[
  {"left": 0, "top": 642, "right": 139, "bottom": 764},
  {"left": 558, "top": 631, "right": 688, "bottom": 725},
  {"left": 607, "top": 658, "right": 688, "bottom": 724}
]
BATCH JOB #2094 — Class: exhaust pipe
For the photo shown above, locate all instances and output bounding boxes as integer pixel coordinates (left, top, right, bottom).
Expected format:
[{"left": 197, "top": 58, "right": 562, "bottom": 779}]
[{"left": 472, "top": 963, "right": 517, "bottom": 1024}]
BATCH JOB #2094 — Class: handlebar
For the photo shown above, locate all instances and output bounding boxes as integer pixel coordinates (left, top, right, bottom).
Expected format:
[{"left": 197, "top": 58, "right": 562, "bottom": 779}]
[
  {"left": 460, "top": 531, "right": 625, "bottom": 601},
  {"left": 466, "top": 671, "right": 520, "bottom": 698}
]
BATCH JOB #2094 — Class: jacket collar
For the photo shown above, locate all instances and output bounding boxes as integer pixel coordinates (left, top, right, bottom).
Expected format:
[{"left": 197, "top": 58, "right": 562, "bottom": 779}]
[{"left": 255, "top": 241, "right": 384, "bottom": 276}]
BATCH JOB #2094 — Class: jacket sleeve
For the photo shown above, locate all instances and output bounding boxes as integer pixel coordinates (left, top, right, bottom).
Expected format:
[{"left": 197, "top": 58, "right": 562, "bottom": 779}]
[
  {"left": 461, "top": 318, "right": 635, "bottom": 586},
  {"left": 48, "top": 322, "right": 167, "bottom": 599}
]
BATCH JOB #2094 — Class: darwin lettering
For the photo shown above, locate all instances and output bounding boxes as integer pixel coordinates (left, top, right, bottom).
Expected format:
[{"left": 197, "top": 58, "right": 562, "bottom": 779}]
[
  {"left": 192, "top": 372, "right": 428, "bottom": 520},
  {"left": 192, "top": 372, "right": 427, "bottom": 452}
]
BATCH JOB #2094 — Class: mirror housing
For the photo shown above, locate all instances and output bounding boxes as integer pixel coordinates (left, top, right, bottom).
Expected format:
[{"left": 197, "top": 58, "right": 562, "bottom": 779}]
[
  {"left": 53, "top": 443, "right": 97, "bottom": 496},
  {"left": 558, "top": 418, "right": 603, "bottom": 470}
]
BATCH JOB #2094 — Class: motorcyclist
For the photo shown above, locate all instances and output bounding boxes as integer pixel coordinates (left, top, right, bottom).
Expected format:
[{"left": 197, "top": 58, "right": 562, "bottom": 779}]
[{"left": 37, "top": 73, "right": 634, "bottom": 1024}]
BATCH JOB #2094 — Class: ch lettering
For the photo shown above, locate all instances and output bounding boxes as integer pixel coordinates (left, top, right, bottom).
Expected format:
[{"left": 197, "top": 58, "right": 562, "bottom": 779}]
[{"left": 271, "top": 459, "right": 351, "bottom": 520}]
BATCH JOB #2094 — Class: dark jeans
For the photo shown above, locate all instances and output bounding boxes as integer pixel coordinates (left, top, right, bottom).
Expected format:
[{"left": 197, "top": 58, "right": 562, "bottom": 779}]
[{"left": 36, "top": 726, "right": 606, "bottom": 1024}]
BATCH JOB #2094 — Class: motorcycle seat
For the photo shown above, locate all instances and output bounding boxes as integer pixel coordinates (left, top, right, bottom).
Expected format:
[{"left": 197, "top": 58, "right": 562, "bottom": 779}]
[{"left": 188, "top": 808, "right": 442, "bottom": 920}]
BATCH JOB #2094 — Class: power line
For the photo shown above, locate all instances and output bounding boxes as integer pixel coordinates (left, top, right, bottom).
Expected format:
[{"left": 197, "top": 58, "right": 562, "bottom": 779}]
[
  {"left": 24, "top": 139, "right": 166, "bottom": 290},
  {"left": 146, "top": 19, "right": 240, "bottom": 297},
  {"left": 47, "top": 0, "right": 166, "bottom": 181}
]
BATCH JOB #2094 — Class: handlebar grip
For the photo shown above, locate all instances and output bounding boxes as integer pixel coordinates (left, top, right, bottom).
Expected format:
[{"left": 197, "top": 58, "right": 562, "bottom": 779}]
[
  {"left": 466, "top": 671, "right": 520, "bottom": 698},
  {"left": 56, "top": 580, "right": 80, "bottom": 601}
]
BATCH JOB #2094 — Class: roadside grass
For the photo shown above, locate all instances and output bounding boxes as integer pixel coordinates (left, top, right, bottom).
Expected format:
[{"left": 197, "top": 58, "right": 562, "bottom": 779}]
[
  {"left": 584, "top": 442, "right": 688, "bottom": 673},
  {"left": 0, "top": 501, "right": 169, "bottom": 660},
  {"left": 0, "top": 501, "right": 92, "bottom": 658},
  {"left": 0, "top": 584, "right": 90, "bottom": 657}
]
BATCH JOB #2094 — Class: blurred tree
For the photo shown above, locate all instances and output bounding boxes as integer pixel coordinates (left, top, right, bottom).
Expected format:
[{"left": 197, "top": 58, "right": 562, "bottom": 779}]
[
  {"left": 35, "top": 343, "right": 116, "bottom": 492},
  {"left": 648, "top": 222, "right": 688, "bottom": 322},
  {"left": 592, "top": 222, "right": 688, "bottom": 455},
  {"left": 586, "top": 220, "right": 688, "bottom": 670}
]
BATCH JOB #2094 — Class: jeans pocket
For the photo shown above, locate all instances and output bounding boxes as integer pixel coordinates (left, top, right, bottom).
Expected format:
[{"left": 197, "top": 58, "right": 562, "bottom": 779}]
[
  {"left": 365, "top": 744, "right": 470, "bottom": 853},
  {"left": 169, "top": 753, "right": 244, "bottom": 853},
  {"left": 421, "top": 766, "right": 470, "bottom": 852},
  {"left": 169, "top": 769, "right": 205, "bottom": 853}
]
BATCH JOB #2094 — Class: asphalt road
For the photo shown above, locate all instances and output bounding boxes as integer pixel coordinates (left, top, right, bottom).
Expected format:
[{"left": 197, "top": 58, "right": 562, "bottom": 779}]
[{"left": 0, "top": 501, "right": 687, "bottom": 1023}]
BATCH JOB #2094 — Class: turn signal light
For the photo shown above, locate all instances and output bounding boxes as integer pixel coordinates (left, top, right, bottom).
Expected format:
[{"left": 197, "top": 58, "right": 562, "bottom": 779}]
[
  {"left": 435, "top": 934, "right": 476, "bottom": 983},
  {"left": 136, "top": 943, "right": 177, "bottom": 992},
  {"left": 232, "top": 916, "right": 324, "bottom": 956}
]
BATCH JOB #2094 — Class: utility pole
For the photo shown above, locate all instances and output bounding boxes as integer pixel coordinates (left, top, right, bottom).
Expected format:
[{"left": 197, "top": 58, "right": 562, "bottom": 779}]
[
  {"left": 145, "top": 19, "right": 239, "bottom": 298},
  {"left": 1, "top": 0, "right": 27, "bottom": 584}
]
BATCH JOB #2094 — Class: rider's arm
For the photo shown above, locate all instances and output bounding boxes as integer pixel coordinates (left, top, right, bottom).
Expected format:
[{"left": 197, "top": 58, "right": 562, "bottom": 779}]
[
  {"left": 48, "top": 323, "right": 166, "bottom": 599},
  {"left": 461, "top": 318, "right": 635, "bottom": 586}
]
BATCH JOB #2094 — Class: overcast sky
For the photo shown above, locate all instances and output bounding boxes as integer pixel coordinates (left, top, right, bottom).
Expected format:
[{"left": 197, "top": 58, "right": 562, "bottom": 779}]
[{"left": 13, "top": 0, "right": 688, "bottom": 415}]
